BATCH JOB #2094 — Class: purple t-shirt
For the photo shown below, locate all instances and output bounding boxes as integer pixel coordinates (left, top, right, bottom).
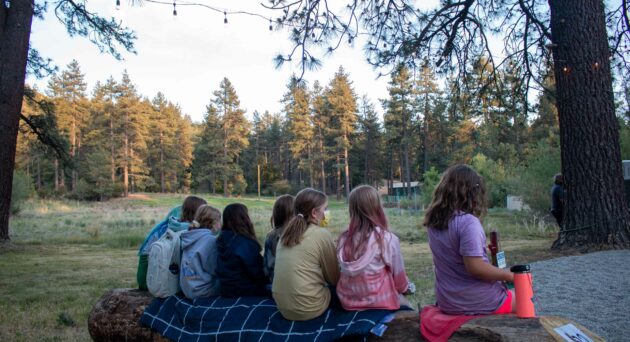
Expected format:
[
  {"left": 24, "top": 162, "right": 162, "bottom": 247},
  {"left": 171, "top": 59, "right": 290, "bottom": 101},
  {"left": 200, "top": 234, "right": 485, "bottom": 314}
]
[{"left": 427, "top": 213, "right": 506, "bottom": 315}]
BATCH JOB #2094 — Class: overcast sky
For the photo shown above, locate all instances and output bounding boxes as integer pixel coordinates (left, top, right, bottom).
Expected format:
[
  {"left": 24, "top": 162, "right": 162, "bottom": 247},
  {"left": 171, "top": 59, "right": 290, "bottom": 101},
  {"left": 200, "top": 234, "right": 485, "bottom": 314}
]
[{"left": 28, "top": 1, "right": 439, "bottom": 122}]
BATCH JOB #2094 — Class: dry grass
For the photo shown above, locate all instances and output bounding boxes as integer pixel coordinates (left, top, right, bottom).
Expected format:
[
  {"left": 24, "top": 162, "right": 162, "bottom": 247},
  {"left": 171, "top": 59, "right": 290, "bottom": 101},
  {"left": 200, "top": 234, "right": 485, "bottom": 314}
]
[{"left": 2, "top": 194, "right": 560, "bottom": 341}]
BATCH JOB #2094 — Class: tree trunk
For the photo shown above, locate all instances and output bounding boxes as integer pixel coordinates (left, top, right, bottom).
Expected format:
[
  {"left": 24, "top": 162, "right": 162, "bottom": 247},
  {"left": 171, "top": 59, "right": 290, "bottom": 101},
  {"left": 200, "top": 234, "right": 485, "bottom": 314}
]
[
  {"left": 123, "top": 117, "right": 129, "bottom": 197},
  {"left": 319, "top": 133, "right": 326, "bottom": 193},
  {"left": 160, "top": 130, "right": 165, "bottom": 193},
  {"left": 344, "top": 145, "right": 350, "bottom": 199},
  {"left": 0, "top": 0, "right": 34, "bottom": 240},
  {"left": 223, "top": 142, "right": 228, "bottom": 198},
  {"left": 110, "top": 117, "right": 115, "bottom": 184},
  {"left": 36, "top": 155, "right": 41, "bottom": 191},
  {"left": 548, "top": 0, "right": 630, "bottom": 249},
  {"left": 336, "top": 154, "right": 341, "bottom": 200},
  {"left": 87, "top": 289, "right": 604, "bottom": 342},
  {"left": 71, "top": 116, "right": 76, "bottom": 192},
  {"left": 54, "top": 158, "right": 59, "bottom": 191}
]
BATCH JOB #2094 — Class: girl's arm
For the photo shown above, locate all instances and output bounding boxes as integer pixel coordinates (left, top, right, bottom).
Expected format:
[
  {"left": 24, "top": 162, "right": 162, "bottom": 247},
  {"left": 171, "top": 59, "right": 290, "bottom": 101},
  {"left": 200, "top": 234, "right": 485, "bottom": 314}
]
[
  {"left": 463, "top": 256, "right": 514, "bottom": 282},
  {"left": 320, "top": 231, "right": 340, "bottom": 285},
  {"left": 387, "top": 234, "right": 410, "bottom": 293}
]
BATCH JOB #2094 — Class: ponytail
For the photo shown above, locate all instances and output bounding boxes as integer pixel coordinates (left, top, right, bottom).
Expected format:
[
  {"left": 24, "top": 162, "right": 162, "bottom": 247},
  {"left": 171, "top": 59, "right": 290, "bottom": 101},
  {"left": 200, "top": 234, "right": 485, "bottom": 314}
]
[
  {"left": 281, "top": 215, "right": 309, "bottom": 247},
  {"left": 280, "top": 188, "right": 327, "bottom": 248}
]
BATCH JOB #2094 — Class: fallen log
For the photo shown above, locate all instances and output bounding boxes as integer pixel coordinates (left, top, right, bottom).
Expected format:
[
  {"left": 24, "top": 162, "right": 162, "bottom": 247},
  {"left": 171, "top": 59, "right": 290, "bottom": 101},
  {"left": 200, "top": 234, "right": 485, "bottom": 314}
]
[{"left": 88, "top": 288, "right": 603, "bottom": 341}]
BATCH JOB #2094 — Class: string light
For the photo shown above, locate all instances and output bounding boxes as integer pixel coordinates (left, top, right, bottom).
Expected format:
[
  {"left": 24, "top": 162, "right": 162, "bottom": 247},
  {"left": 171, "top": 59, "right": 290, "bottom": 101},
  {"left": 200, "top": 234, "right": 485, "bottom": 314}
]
[
  {"left": 224, "top": 11, "right": 228, "bottom": 24},
  {"left": 269, "top": 18, "right": 273, "bottom": 31},
  {"left": 172, "top": 0, "right": 177, "bottom": 16},
  {"left": 115, "top": 0, "right": 120, "bottom": 10}
]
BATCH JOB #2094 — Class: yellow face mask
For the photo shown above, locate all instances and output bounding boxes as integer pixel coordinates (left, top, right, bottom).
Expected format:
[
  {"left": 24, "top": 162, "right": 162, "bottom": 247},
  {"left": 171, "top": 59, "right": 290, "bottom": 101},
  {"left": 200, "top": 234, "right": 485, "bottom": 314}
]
[{"left": 319, "top": 210, "right": 330, "bottom": 227}]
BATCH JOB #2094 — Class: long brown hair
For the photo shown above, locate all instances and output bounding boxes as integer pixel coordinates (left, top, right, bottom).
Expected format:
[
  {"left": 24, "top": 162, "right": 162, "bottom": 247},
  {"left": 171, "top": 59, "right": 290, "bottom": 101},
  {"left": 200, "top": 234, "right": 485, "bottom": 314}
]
[
  {"left": 271, "top": 194, "right": 295, "bottom": 230},
  {"left": 423, "top": 164, "right": 487, "bottom": 230},
  {"left": 340, "top": 185, "right": 389, "bottom": 261},
  {"left": 281, "top": 188, "right": 327, "bottom": 247},
  {"left": 190, "top": 205, "right": 221, "bottom": 231},
  {"left": 181, "top": 196, "right": 207, "bottom": 222},
  {"left": 222, "top": 203, "right": 260, "bottom": 247}
]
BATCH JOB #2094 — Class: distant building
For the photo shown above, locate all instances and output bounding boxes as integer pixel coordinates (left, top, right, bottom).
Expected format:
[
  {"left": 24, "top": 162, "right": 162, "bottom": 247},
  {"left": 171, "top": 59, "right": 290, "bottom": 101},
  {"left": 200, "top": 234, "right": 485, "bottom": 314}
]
[
  {"left": 388, "top": 181, "right": 421, "bottom": 198},
  {"left": 506, "top": 195, "right": 529, "bottom": 211}
]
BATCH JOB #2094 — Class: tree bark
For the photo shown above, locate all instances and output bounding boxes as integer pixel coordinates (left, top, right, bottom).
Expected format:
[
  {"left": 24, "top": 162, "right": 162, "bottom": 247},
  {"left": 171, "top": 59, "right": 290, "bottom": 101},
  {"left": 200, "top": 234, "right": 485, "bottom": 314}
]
[
  {"left": 54, "top": 158, "right": 59, "bottom": 191},
  {"left": 0, "top": 0, "right": 34, "bottom": 240},
  {"left": 344, "top": 145, "right": 350, "bottom": 199},
  {"left": 548, "top": 0, "right": 630, "bottom": 249},
  {"left": 110, "top": 117, "right": 115, "bottom": 184},
  {"left": 336, "top": 154, "right": 341, "bottom": 200}
]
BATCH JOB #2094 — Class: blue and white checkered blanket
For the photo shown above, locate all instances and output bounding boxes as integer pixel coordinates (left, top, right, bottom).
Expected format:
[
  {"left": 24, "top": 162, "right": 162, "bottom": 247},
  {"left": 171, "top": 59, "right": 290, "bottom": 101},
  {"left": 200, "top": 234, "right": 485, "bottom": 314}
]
[{"left": 139, "top": 293, "right": 399, "bottom": 341}]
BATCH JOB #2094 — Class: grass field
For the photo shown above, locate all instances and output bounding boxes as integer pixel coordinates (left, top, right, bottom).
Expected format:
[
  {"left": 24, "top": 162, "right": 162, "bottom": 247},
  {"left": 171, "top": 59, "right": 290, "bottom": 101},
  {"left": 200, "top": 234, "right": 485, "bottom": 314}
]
[{"left": 0, "top": 193, "right": 568, "bottom": 341}]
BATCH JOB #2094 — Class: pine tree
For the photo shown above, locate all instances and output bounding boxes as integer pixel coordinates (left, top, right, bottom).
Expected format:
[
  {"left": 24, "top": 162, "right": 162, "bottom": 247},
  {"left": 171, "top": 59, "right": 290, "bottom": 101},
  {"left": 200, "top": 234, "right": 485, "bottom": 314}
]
[
  {"left": 212, "top": 78, "right": 250, "bottom": 197},
  {"left": 325, "top": 67, "right": 358, "bottom": 199},
  {"left": 383, "top": 64, "right": 415, "bottom": 198},
  {"left": 283, "top": 77, "right": 314, "bottom": 187},
  {"left": 47, "top": 60, "right": 89, "bottom": 192},
  {"left": 311, "top": 80, "right": 330, "bottom": 193},
  {"left": 193, "top": 104, "right": 225, "bottom": 194},
  {"left": 415, "top": 65, "right": 442, "bottom": 175},
  {"left": 356, "top": 95, "right": 383, "bottom": 186}
]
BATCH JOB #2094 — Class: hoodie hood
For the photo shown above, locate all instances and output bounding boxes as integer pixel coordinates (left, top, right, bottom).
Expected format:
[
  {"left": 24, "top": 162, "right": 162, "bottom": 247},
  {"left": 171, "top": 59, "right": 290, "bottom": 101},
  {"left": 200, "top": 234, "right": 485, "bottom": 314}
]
[
  {"left": 168, "top": 216, "right": 190, "bottom": 232},
  {"left": 180, "top": 229, "right": 218, "bottom": 249},
  {"left": 338, "top": 228, "right": 388, "bottom": 277}
]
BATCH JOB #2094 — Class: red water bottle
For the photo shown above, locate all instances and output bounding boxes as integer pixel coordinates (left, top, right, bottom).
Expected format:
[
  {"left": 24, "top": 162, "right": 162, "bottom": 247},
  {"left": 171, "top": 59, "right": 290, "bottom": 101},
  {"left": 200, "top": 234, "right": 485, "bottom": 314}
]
[
  {"left": 488, "top": 231, "right": 499, "bottom": 267},
  {"left": 510, "top": 264, "right": 536, "bottom": 318}
]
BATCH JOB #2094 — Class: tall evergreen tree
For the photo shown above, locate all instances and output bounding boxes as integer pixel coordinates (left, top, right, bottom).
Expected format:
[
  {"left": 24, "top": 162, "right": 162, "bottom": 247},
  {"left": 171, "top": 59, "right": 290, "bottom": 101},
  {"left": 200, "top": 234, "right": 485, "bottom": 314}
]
[
  {"left": 47, "top": 60, "right": 89, "bottom": 192},
  {"left": 283, "top": 77, "right": 314, "bottom": 187},
  {"left": 325, "top": 67, "right": 358, "bottom": 199},
  {"left": 212, "top": 78, "right": 250, "bottom": 197},
  {"left": 383, "top": 64, "right": 415, "bottom": 198}
]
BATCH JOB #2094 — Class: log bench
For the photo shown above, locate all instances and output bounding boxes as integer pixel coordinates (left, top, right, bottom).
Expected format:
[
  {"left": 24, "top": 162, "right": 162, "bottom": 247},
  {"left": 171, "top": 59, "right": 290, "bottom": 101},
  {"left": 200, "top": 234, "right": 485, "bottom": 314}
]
[{"left": 88, "top": 288, "right": 603, "bottom": 342}]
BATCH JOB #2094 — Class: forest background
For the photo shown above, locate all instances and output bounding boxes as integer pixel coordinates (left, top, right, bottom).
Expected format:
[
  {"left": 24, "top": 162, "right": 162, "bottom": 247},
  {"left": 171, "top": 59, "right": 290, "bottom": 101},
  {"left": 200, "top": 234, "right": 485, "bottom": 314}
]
[{"left": 12, "top": 56, "right": 630, "bottom": 216}]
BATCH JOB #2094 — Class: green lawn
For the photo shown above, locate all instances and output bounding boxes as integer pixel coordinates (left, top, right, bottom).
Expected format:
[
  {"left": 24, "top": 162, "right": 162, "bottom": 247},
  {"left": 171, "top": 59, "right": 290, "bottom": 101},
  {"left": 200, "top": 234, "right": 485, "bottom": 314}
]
[{"left": 1, "top": 193, "right": 566, "bottom": 341}]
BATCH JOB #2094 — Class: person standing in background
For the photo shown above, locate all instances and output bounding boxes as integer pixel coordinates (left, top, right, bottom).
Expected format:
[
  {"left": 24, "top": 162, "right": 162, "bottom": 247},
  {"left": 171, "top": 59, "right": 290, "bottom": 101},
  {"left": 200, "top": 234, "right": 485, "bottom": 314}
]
[{"left": 551, "top": 174, "right": 565, "bottom": 228}]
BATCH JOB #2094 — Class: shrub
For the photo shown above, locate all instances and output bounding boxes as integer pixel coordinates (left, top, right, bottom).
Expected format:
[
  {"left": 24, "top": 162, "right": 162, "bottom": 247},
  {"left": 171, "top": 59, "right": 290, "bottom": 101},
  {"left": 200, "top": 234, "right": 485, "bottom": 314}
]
[
  {"left": 471, "top": 153, "right": 510, "bottom": 208},
  {"left": 11, "top": 171, "right": 34, "bottom": 215},
  {"left": 271, "top": 180, "right": 291, "bottom": 196},
  {"left": 510, "top": 141, "right": 561, "bottom": 214},
  {"left": 421, "top": 167, "right": 441, "bottom": 208}
]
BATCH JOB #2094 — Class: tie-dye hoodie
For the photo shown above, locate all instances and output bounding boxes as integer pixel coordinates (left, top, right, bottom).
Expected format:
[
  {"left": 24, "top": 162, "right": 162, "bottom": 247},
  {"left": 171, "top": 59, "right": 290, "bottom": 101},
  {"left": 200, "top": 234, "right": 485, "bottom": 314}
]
[{"left": 336, "top": 227, "right": 409, "bottom": 310}]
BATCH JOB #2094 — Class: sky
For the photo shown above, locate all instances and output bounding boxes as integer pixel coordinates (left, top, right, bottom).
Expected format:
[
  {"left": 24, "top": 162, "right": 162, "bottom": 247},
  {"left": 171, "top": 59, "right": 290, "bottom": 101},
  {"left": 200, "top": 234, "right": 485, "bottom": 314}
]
[{"left": 27, "top": 1, "right": 426, "bottom": 122}]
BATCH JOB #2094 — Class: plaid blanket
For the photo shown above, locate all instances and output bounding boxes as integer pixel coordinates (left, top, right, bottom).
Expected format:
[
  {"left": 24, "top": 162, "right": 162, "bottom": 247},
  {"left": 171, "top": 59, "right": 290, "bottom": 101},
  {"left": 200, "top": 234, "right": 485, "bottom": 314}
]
[{"left": 140, "top": 293, "right": 400, "bottom": 341}]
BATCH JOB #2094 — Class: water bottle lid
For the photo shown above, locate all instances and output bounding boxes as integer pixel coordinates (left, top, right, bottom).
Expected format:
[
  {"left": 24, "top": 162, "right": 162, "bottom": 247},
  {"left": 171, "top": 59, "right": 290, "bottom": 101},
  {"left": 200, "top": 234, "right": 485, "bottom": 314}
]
[{"left": 510, "top": 264, "right": 530, "bottom": 273}]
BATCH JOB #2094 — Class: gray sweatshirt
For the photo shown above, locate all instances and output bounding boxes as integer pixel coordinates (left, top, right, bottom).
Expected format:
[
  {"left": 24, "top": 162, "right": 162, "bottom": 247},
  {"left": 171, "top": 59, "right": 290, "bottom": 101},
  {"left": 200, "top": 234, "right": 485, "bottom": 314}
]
[{"left": 179, "top": 229, "right": 220, "bottom": 299}]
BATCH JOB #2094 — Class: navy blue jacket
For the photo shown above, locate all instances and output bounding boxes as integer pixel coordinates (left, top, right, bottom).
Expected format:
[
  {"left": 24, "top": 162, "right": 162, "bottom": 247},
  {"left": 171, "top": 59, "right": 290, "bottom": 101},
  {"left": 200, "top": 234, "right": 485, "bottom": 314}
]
[{"left": 216, "top": 229, "right": 268, "bottom": 297}]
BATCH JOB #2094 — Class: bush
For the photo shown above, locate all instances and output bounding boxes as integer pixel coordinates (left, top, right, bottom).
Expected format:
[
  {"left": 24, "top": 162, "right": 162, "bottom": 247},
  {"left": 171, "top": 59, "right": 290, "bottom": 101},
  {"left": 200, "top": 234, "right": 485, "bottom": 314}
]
[
  {"left": 11, "top": 171, "right": 34, "bottom": 215},
  {"left": 471, "top": 153, "right": 510, "bottom": 208},
  {"left": 510, "top": 141, "right": 561, "bottom": 214},
  {"left": 421, "top": 167, "right": 441, "bottom": 208},
  {"left": 271, "top": 180, "right": 291, "bottom": 196}
]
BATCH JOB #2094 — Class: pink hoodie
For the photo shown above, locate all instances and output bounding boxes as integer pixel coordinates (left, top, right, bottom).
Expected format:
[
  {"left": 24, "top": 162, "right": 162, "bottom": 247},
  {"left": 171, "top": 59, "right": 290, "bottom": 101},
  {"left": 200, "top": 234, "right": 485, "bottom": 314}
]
[{"left": 336, "top": 228, "right": 409, "bottom": 310}]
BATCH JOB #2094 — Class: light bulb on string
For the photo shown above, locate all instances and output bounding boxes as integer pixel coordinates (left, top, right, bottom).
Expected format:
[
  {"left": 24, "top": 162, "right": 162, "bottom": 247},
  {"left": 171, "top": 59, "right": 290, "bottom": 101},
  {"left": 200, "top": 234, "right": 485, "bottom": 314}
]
[
  {"left": 269, "top": 18, "right": 273, "bottom": 31},
  {"left": 172, "top": 1, "right": 177, "bottom": 16},
  {"left": 115, "top": 0, "right": 120, "bottom": 10},
  {"left": 224, "top": 11, "right": 228, "bottom": 24}
]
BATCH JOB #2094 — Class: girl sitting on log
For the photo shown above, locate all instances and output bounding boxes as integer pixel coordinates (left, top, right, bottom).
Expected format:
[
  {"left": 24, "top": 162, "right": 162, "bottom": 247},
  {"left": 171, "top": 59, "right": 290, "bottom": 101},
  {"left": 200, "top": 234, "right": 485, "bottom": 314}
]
[
  {"left": 136, "top": 195, "right": 207, "bottom": 290},
  {"left": 179, "top": 205, "right": 222, "bottom": 299},
  {"left": 336, "top": 185, "right": 413, "bottom": 311},
  {"left": 216, "top": 203, "right": 268, "bottom": 297},
  {"left": 272, "top": 188, "right": 340, "bottom": 320},
  {"left": 263, "top": 194, "right": 295, "bottom": 283},
  {"left": 424, "top": 165, "right": 515, "bottom": 315}
]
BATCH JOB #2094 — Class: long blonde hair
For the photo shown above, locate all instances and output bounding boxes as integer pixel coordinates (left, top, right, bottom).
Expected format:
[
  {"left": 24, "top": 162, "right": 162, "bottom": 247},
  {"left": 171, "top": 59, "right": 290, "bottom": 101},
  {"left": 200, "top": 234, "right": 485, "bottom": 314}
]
[
  {"left": 281, "top": 188, "right": 327, "bottom": 247},
  {"left": 190, "top": 205, "right": 221, "bottom": 230},
  {"left": 340, "top": 185, "right": 389, "bottom": 261}
]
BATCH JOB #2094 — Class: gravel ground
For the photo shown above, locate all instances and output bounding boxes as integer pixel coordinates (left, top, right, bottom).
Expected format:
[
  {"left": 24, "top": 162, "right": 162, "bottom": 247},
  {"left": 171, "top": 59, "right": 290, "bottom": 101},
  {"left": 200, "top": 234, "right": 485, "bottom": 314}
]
[{"left": 530, "top": 250, "right": 630, "bottom": 342}]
